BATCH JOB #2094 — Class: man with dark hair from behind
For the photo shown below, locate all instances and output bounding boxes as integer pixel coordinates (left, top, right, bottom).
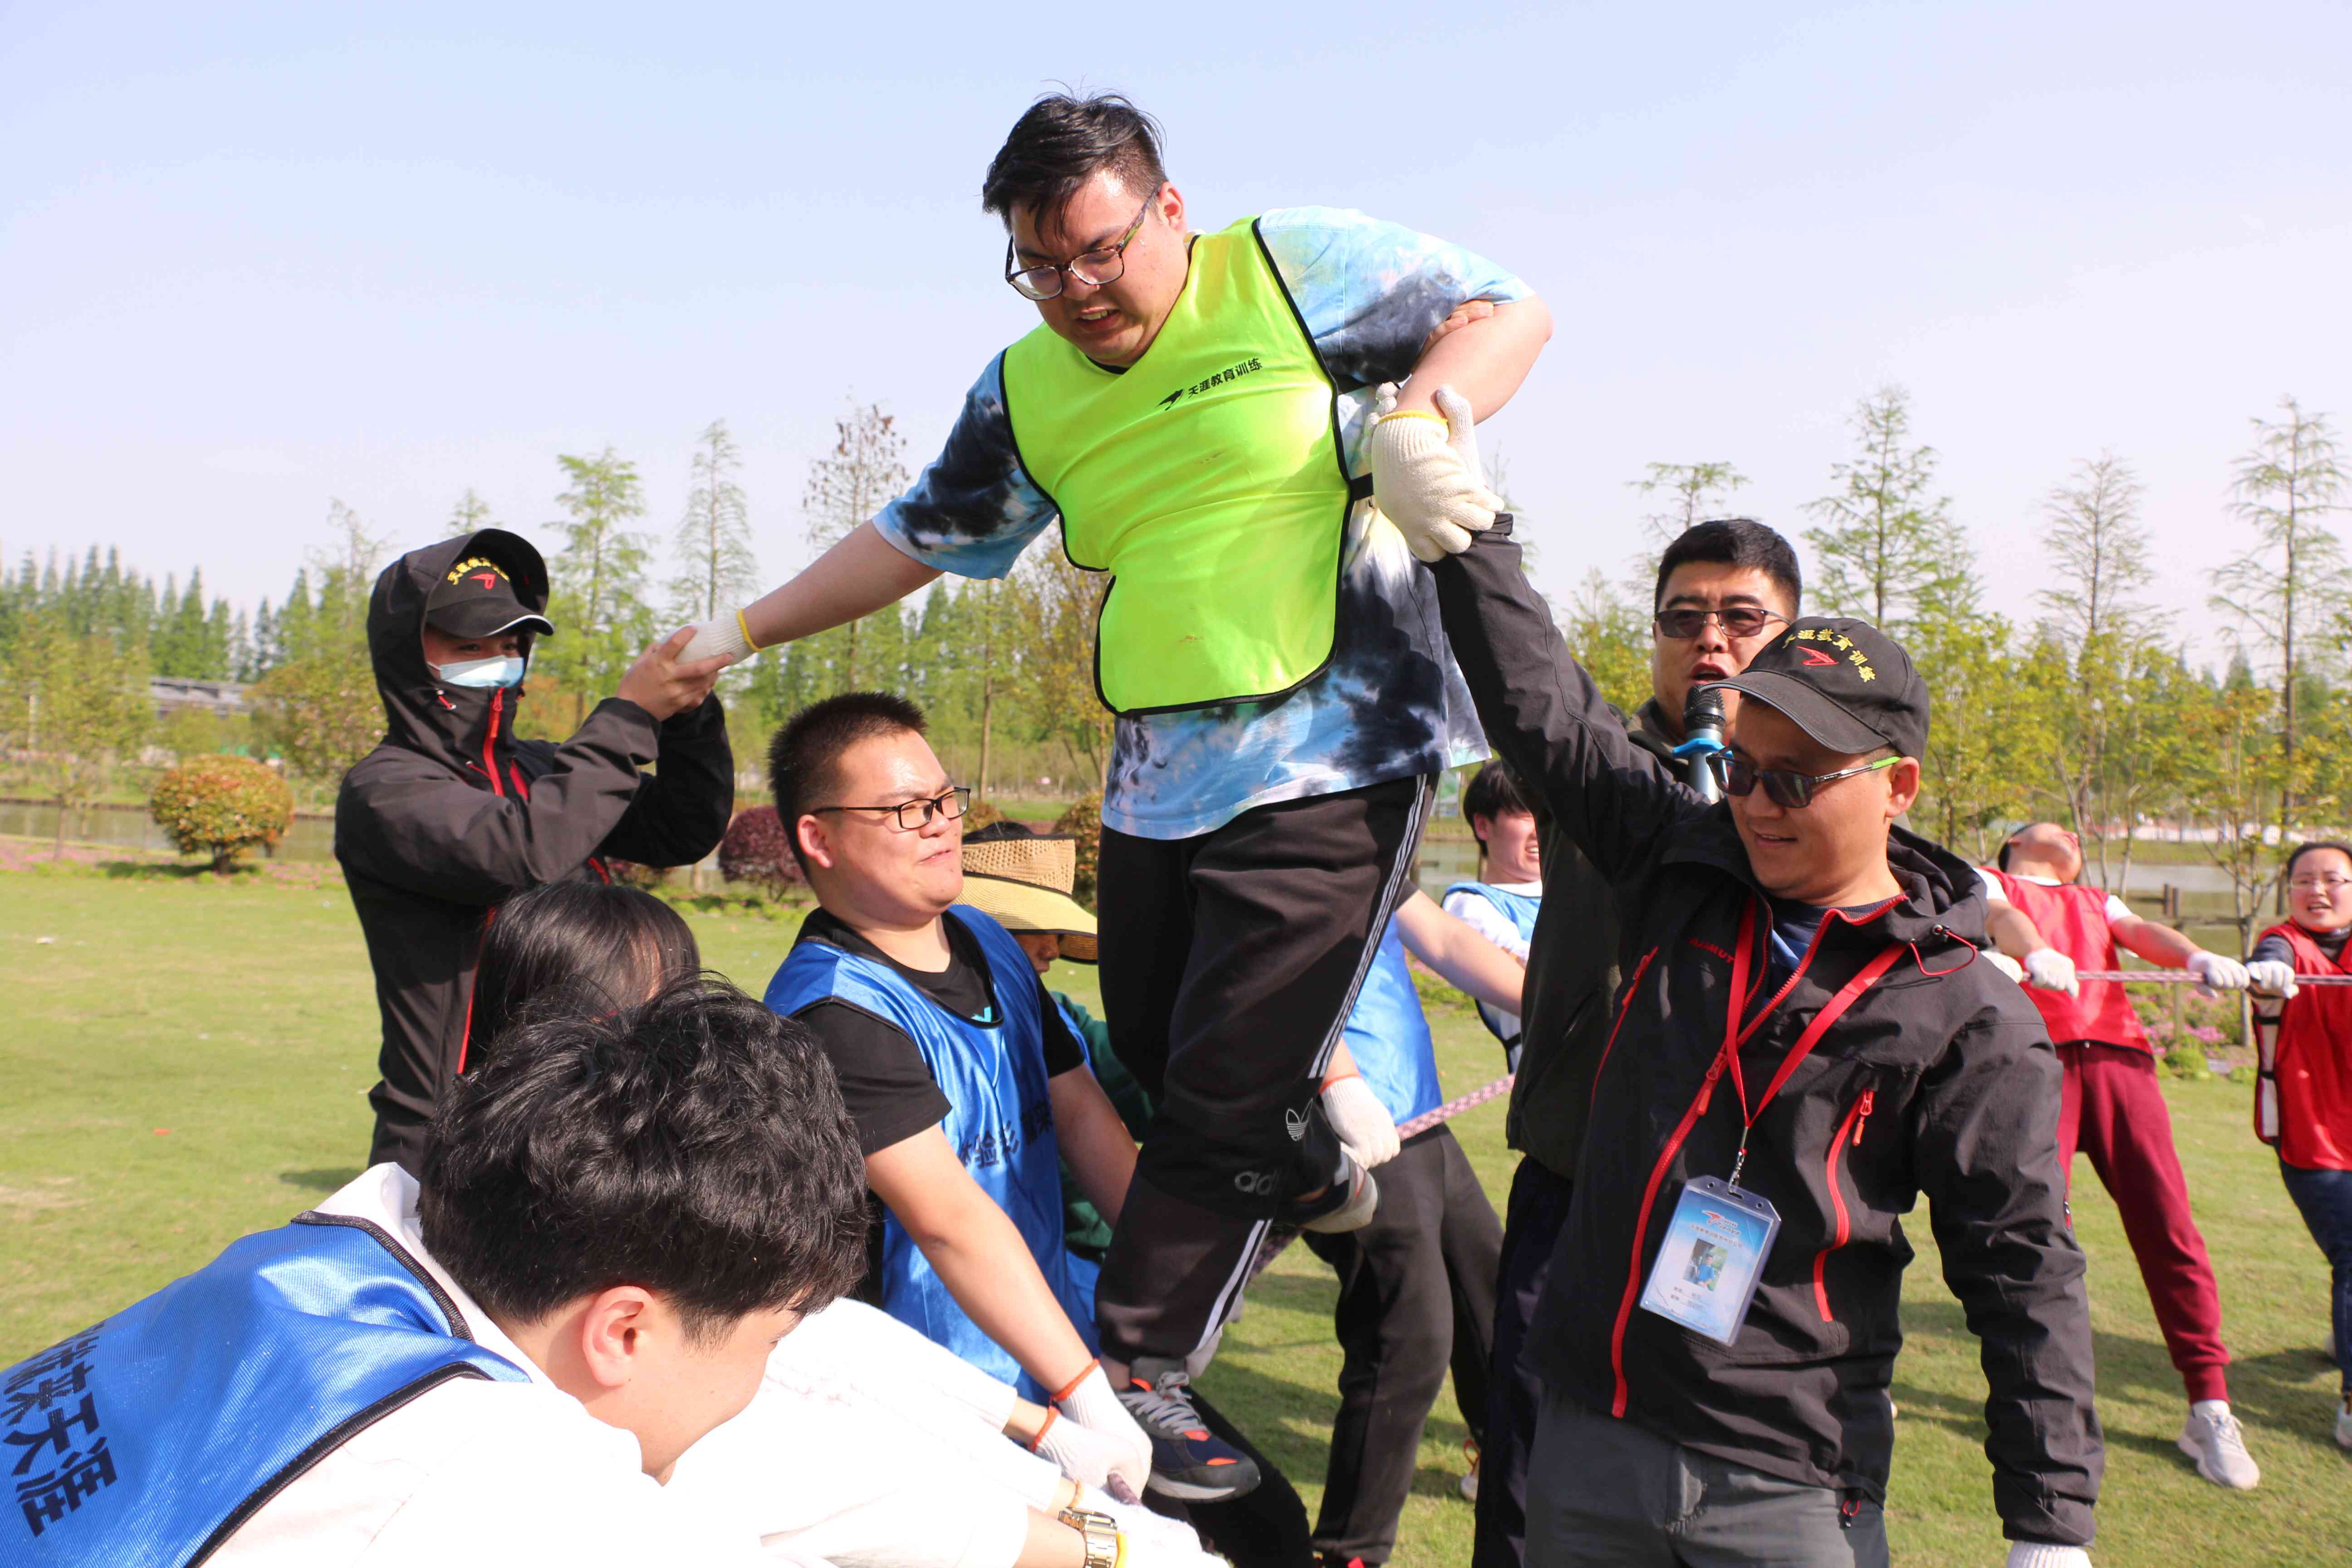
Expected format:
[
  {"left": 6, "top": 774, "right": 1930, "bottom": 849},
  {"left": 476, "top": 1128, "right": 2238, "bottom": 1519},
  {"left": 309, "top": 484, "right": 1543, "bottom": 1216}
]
[
  {"left": 1470, "top": 515, "right": 1803, "bottom": 1568},
  {"left": 0, "top": 979, "right": 867, "bottom": 1565},
  {"left": 678, "top": 93, "right": 1549, "bottom": 1464}
]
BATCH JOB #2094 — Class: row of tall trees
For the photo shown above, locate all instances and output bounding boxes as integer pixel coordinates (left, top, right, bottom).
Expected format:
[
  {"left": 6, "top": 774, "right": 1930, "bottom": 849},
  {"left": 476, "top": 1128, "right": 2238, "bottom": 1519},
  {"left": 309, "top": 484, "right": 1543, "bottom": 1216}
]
[{"left": 7, "top": 390, "right": 2343, "bottom": 923}]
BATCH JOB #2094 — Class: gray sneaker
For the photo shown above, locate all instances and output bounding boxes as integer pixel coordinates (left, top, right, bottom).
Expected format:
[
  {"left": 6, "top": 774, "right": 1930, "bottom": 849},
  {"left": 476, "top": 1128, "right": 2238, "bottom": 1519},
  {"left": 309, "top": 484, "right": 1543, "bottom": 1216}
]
[
  {"left": 2177, "top": 1403, "right": 2260, "bottom": 1490},
  {"left": 1117, "top": 1360, "right": 1261, "bottom": 1502}
]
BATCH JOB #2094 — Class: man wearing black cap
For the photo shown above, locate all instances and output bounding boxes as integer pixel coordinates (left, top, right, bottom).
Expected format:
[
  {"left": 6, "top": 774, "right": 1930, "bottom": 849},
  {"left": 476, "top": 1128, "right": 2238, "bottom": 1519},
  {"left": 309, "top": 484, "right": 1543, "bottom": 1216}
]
[
  {"left": 335, "top": 529, "right": 735, "bottom": 1173},
  {"left": 1431, "top": 517, "right": 2102, "bottom": 1568}
]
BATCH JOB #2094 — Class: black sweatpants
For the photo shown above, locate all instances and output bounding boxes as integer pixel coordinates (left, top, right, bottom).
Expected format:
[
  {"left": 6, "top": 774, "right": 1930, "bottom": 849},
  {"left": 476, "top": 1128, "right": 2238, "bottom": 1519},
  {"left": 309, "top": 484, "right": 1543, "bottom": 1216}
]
[
  {"left": 1473, "top": 1156, "right": 1575, "bottom": 1568},
  {"left": 1303, "top": 1126, "right": 1502, "bottom": 1565},
  {"left": 1095, "top": 774, "right": 1430, "bottom": 1366}
]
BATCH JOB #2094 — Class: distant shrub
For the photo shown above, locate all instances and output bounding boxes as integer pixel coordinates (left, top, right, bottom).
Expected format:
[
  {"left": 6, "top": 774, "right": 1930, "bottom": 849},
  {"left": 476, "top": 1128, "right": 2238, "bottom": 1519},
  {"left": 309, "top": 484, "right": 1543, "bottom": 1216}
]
[
  {"left": 719, "top": 805, "right": 806, "bottom": 894},
  {"left": 149, "top": 755, "right": 294, "bottom": 877},
  {"left": 1054, "top": 791, "right": 1102, "bottom": 905},
  {"left": 2161, "top": 1037, "right": 2210, "bottom": 1080},
  {"left": 601, "top": 859, "right": 669, "bottom": 891},
  {"left": 963, "top": 798, "right": 1005, "bottom": 833}
]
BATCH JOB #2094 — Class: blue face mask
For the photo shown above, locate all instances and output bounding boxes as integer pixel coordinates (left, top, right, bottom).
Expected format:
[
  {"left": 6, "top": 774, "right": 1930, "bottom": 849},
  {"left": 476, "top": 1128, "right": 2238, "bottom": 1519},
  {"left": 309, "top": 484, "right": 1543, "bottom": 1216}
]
[{"left": 432, "top": 654, "right": 528, "bottom": 690}]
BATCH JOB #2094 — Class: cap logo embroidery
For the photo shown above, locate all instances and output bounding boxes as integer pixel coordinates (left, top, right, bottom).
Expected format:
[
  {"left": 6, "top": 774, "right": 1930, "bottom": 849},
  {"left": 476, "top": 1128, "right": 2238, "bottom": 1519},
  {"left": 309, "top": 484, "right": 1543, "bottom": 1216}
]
[
  {"left": 1785, "top": 625, "right": 1878, "bottom": 682},
  {"left": 445, "top": 556, "right": 510, "bottom": 586}
]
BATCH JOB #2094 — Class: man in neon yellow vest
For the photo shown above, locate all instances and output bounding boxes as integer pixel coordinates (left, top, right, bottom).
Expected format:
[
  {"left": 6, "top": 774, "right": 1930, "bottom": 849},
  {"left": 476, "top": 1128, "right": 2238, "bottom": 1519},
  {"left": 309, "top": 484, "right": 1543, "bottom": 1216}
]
[{"left": 683, "top": 93, "right": 1549, "bottom": 1495}]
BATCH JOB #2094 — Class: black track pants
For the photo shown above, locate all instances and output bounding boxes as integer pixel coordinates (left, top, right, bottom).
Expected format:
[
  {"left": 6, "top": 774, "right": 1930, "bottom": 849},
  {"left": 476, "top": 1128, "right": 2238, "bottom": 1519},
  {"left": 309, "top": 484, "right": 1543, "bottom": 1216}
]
[
  {"left": 1095, "top": 775, "right": 1430, "bottom": 1366},
  {"left": 1303, "top": 1127, "right": 1502, "bottom": 1565},
  {"left": 1473, "top": 1156, "right": 1574, "bottom": 1568}
]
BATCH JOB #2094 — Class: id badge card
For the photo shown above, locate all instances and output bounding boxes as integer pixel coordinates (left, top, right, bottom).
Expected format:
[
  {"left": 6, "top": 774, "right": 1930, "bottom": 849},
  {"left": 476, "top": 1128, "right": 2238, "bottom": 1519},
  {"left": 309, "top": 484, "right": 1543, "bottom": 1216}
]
[{"left": 1637, "top": 1176, "right": 1781, "bottom": 1345}]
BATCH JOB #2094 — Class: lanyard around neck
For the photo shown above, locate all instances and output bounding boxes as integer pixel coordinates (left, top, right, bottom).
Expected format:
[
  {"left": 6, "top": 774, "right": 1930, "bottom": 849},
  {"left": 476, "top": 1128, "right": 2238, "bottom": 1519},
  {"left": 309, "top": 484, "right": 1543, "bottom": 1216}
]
[{"left": 1719, "top": 899, "right": 1906, "bottom": 1188}]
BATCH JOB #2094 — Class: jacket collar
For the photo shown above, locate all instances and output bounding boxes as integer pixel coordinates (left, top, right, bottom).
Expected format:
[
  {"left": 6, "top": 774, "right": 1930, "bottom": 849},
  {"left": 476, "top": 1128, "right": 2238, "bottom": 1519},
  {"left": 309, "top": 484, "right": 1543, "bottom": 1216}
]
[{"left": 1662, "top": 809, "right": 1989, "bottom": 952}]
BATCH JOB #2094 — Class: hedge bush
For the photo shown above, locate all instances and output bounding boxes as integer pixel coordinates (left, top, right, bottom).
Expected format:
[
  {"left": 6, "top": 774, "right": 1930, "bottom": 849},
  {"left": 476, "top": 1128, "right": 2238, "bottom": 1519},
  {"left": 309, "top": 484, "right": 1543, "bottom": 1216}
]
[
  {"left": 149, "top": 755, "right": 295, "bottom": 877},
  {"left": 719, "top": 805, "right": 807, "bottom": 893}
]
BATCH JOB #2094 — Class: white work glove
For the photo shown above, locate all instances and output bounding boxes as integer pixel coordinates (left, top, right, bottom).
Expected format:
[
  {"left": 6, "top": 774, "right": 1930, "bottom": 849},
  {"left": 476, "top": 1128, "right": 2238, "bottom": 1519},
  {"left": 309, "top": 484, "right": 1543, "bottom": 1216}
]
[
  {"left": 1322, "top": 1074, "right": 1402, "bottom": 1169},
  {"left": 677, "top": 610, "right": 758, "bottom": 666},
  {"left": 2004, "top": 1544, "right": 2092, "bottom": 1568},
  {"left": 1982, "top": 950, "right": 2025, "bottom": 984},
  {"left": 1051, "top": 1363, "right": 1151, "bottom": 1504},
  {"left": 2246, "top": 959, "right": 2301, "bottom": 1000},
  {"left": 1366, "top": 382, "right": 1503, "bottom": 562},
  {"left": 1031, "top": 1405, "right": 1142, "bottom": 1497},
  {"left": 2022, "top": 948, "right": 2080, "bottom": 999},
  {"left": 2185, "top": 950, "right": 2249, "bottom": 991}
]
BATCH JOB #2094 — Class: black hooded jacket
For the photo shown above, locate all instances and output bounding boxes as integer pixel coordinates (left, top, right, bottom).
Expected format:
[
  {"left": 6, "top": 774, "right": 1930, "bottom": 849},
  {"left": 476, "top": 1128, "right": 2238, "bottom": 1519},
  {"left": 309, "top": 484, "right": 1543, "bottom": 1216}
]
[
  {"left": 334, "top": 530, "right": 734, "bottom": 1168},
  {"left": 1433, "top": 522, "right": 2101, "bottom": 1548}
]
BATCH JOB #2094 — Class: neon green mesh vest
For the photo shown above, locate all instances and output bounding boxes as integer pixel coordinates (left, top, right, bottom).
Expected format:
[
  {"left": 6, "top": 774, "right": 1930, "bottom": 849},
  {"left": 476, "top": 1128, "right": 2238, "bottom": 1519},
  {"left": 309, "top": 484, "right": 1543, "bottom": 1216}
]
[{"left": 1002, "top": 217, "right": 1365, "bottom": 715}]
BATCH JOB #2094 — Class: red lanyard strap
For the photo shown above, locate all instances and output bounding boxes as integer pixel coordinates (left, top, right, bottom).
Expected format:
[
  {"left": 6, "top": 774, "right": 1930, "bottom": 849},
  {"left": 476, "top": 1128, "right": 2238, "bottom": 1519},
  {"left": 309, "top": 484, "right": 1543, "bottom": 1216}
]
[{"left": 1720, "top": 899, "right": 1907, "bottom": 1185}]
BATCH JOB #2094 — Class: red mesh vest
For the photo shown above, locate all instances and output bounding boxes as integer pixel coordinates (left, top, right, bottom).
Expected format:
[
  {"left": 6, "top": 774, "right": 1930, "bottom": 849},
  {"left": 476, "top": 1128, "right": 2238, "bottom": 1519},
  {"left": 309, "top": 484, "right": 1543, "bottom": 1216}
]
[
  {"left": 2262, "top": 921, "right": 2352, "bottom": 1171},
  {"left": 1987, "top": 870, "right": 2148, "bottom": 1053}
]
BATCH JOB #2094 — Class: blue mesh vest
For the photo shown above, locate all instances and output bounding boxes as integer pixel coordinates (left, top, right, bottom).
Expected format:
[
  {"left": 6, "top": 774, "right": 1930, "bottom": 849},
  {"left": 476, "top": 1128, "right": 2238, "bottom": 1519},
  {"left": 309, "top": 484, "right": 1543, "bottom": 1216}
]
[
  {"left": 1339, "top": 920, "right": 1443, "bottom": 1126},
  {"left": 1, "top": 1213, "right": 528, "bottom": 1566},
  {"left": 764, "top": 906, "right": 1096, "bottom": 1397},
  {"left": 1446, "top": 879, "right": 1543, "bottom": 1045}
]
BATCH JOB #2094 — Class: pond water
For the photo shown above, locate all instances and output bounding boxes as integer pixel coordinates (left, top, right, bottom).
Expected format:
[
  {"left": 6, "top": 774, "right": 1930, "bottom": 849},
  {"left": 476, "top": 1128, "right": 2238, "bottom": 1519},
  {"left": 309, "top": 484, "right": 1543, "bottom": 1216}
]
[{"left": 0, "top": 799, "right": 338, "bottom": 862}]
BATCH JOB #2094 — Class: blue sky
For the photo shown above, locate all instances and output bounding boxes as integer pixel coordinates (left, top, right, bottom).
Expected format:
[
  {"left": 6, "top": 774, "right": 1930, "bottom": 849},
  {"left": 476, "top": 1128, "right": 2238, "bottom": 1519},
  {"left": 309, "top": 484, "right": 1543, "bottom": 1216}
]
[{"left": 4, "top": 1, "right": 2347, "bottom": 658}]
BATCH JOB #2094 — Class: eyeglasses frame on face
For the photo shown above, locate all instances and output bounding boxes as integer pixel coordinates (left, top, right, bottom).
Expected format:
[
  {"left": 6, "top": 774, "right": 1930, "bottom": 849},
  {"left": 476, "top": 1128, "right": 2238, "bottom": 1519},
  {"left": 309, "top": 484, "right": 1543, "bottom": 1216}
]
[
  {"left": 1004, "top": 189, "right": 1158, "bottom": 302},
  {"left": 2289, "top": 874, "right": 2352, "bottom": 892},
  {"left": 809, "top": 785, "right": 974, "bottom": 833},
  {"left": 1708, "top": 751, "right": 1900, "bottom": 810},
  {"left": 1651, "top": 606, "right": 1789, "bottom": 640}
]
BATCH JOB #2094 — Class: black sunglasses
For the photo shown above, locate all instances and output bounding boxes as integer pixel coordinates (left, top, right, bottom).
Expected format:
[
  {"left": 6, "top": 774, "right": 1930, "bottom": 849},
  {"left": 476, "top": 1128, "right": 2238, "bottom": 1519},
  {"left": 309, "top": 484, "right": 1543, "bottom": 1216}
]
[
  {"left": 1708, "top": 752, "right": 1898, "bottom": 809},
  {"left": 1653, "top": 606, "right": 1786, "bottom": 640}
]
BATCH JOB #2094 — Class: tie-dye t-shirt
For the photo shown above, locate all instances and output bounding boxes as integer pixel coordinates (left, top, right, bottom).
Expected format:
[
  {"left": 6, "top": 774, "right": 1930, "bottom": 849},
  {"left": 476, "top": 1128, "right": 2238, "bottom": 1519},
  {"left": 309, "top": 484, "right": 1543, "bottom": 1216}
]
[{"left": 874, "top": 206, "right": 1529, "bottom": 840}]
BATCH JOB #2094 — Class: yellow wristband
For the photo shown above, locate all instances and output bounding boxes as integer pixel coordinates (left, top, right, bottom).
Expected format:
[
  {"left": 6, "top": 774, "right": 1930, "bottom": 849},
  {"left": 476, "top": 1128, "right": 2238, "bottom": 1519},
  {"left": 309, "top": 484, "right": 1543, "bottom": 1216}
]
[
  {"left": 734, "top": 608, "right": 764, "bottom": 654},
  {"left": 1377, "top": 409, "right": 1447, "bottom": 426}
]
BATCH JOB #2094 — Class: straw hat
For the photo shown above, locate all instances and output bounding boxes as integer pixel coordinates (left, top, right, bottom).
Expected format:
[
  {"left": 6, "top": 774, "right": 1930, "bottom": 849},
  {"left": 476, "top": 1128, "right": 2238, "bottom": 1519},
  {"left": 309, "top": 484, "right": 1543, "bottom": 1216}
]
[{"left": 960, "top": 824, "right": 1098, "bottom": 963}]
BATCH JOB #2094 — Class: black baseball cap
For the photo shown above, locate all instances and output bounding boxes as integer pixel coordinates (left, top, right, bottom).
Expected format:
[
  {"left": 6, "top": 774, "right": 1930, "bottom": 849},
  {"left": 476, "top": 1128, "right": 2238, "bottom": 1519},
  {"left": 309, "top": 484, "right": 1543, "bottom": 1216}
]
[
  {"left": 1700, "top": 617, "right": 1928, "bottom": 760},
  {"left": 425, "top": 553, "right": 555, "bottom": 641}
]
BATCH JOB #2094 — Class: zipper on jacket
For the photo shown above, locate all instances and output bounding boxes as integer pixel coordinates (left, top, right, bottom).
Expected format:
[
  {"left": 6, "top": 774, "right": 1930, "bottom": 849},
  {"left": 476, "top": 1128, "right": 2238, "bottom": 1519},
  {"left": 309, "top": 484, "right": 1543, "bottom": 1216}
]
[
  {"left": 1607, "top": 897, "right": 1905, "bottom": 1416},
  {"left": 1587, "top": 946, "right": 1660, "bottom": 1112},
  {"left": 1813, "top": 1088, "right": 1874, "bottom": 1320},
  {"left": 480, "top": 689, "right": 506, "bottom": 798}
]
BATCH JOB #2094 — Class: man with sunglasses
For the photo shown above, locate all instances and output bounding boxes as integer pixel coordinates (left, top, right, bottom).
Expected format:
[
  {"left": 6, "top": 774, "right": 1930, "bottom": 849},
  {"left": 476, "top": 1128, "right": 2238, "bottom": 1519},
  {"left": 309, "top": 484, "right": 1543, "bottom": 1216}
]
[
  {"left": 1978, "top": 822, "right": 2262, "bottom": 1490},
  {"left": 681, "top": 92, "right": 1550, "bottom": 1466},
  {"left": 1475, "top": 516, "right": 1800, "bottom": 1568},
  {"left": 1432, "top": 512, "right": 2102, "bottom": 1566}
]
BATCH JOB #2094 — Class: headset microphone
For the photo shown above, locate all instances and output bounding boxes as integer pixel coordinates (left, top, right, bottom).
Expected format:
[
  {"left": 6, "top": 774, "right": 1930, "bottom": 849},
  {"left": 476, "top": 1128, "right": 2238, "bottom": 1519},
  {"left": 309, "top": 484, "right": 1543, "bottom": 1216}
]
[{"left": 1675, "top": 687, "right": 1729, "bottom": 803}]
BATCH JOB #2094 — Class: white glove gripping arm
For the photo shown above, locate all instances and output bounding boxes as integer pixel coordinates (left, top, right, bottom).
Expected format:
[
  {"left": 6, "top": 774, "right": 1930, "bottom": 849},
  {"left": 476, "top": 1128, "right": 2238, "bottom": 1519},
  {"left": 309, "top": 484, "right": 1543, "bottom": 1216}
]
[
  {"left": 1322, "top": 1073, "right": 1402, "bottom": 1169},
  {"left": 2022, "top": 948, "right": 2080, "bottom": 999},
  {"left": 1366, "top": 383, "right": 1503, "bottom": 563},
  {"left": 2185, "top": 950, "right": 2249, "bottom": 991},
  {"left": 2005, "top": 1543, "right": 2092, "bottom": 1568},
  {"left": 2245, "top": 959, "right": 2300, "bottom": 1000},
  {"left": 1050, "top": 1363, "right": 1152, "bottom": 1505},
  {"left": 677, "top": 609, "right": 760, "bottom": 666}
]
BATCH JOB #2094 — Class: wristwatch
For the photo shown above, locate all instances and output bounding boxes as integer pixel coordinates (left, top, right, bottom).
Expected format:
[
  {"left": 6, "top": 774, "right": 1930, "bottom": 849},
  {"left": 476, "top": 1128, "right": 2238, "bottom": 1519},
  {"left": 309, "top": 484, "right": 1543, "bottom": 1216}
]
[{"left": 1058, "top": 1507, "right": 1121, "bottom": 1568}]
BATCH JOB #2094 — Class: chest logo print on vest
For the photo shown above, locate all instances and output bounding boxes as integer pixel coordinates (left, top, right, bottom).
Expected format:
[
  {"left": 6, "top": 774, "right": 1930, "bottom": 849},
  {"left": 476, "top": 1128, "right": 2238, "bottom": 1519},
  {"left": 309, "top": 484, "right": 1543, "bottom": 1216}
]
[
  {"left": 1284, "top": 1107, "right": 1309, "bottom": 1142},
  {"left": 1156, "top": 356, "right": 1265, "bottom": 411}
]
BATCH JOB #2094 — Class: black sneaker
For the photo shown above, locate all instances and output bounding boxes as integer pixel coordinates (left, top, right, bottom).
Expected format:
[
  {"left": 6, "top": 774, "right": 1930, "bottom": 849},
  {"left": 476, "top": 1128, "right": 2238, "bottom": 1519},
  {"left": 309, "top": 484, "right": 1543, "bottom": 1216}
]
[{"left": 1117, "top": 1359, "right": 1261, "bottom": 1501}]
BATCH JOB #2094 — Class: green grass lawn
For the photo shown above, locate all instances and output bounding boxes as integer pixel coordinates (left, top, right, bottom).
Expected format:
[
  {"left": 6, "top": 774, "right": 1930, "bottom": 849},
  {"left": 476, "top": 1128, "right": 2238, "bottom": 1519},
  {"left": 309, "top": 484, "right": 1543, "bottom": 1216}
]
[{"left": 3, "top": 858, "right": 2347, "bottom": 1565}]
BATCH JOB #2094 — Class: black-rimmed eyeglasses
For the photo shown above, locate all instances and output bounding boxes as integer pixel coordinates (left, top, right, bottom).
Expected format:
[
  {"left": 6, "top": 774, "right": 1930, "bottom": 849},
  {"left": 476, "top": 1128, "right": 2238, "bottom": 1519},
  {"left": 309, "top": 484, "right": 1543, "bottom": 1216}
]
[
  {"left": 810, "top": 786, "right": 973, "bottom": 833},
  {"left": 1004, "top": 191, "right": 1156, "bottom": 302}
]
